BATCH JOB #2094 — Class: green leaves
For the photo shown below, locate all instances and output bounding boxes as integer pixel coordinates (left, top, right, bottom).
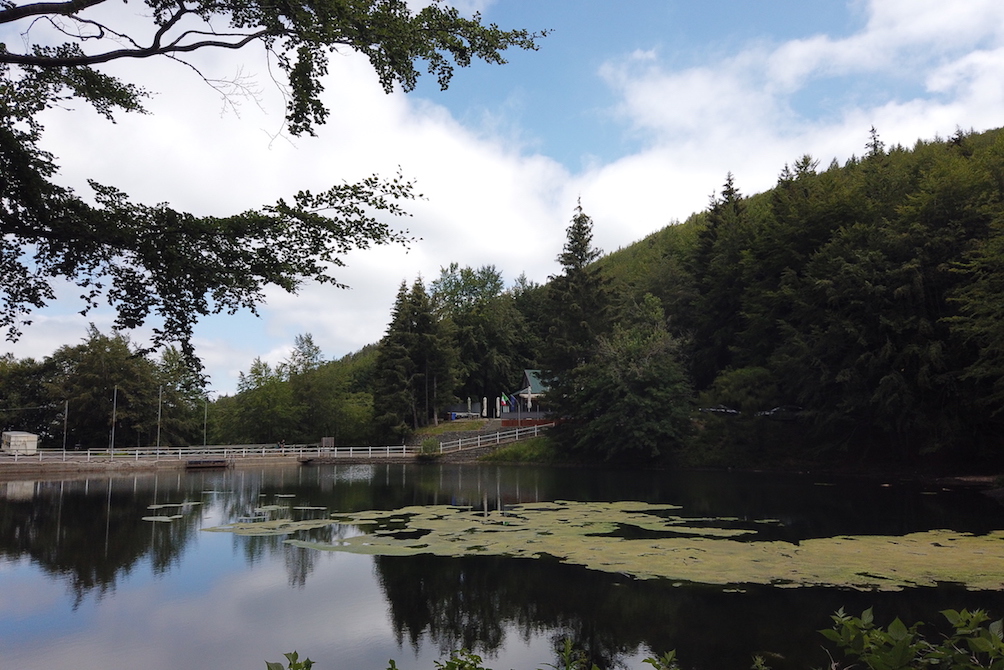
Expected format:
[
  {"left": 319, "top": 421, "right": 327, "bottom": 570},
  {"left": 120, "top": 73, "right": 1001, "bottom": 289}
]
[
  {"left": 266, "top": 651, "right": 313, "bottom": 670},
  {"left": 821, "top": 607, "right": 1004, "bottom": 670},
  {"left": 3, "top": 171, "right": 417, "bottom": 369},
  {"left": 1, "top": 0, "right": 543, "bottom": 363}
]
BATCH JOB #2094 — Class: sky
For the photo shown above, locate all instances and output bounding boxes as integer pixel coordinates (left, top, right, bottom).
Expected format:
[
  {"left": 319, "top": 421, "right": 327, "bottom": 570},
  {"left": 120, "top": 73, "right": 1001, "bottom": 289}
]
[{"left": 5, "top": 0, "right": 1004, "bottom": 395}]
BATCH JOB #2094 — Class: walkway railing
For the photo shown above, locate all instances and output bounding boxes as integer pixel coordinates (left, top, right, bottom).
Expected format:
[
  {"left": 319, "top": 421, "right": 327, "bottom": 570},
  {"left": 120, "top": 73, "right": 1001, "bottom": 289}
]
[
  {"left": 437, "top": 423, "right": 554, "bottom": 453},
  {"left": 0, "top": 424, "right": 554, "bottom": 463},
  {"left": 0, "top": 444, "right": 418, "bottom": 463}
]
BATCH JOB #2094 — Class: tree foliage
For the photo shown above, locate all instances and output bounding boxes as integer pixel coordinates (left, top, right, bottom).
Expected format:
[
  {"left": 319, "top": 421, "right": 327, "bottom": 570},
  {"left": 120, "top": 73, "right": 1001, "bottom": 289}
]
[
  {"left": 0, "top": 0, "right": 546, "bottom": 367},
  {"left": 558, "top": 294, "right": 691, "bottom": 461},
  {"left": 373, "top": 278, "right": 457, "bottom": 441},
  {"left": 431, "top": 263, "right": 532, "bottom": 403},
  {"left": 633, "top": 127, "right": 1004, "bottom": 462}
]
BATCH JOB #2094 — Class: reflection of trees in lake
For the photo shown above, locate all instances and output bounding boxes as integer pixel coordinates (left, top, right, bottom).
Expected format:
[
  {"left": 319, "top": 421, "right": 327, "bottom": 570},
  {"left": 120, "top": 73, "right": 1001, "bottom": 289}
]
[
  {"left": 374, "top": 553, "right": 1004, "bottom": 670},
  {"left": 0, "top": 474, "right": 204, "bottom": 606}
]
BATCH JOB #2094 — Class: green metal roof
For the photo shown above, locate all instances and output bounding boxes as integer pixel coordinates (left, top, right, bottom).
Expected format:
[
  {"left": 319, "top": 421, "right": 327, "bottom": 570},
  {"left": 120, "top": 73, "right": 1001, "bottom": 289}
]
[{"left": 521, "top": 369, "right": 548, "bottom": 395}]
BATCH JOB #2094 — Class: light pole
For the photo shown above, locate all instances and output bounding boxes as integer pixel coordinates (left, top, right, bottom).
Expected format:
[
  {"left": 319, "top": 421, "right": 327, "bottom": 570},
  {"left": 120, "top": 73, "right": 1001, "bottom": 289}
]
[
  {"left": 110, "top": 385, "right": 118, "bottom": 450},
  {"left": 156, "top": 385, "right": 163, "bottom": 448},
  {"left": 203, "top": 391, "right": 215, "bottom": 446}
]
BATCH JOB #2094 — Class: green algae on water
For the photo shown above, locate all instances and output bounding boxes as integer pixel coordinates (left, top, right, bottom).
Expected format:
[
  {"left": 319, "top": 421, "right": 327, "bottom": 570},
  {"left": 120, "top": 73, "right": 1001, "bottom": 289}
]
[{"left": 202, "top": 501, "right": 1004, "bottom": 590}]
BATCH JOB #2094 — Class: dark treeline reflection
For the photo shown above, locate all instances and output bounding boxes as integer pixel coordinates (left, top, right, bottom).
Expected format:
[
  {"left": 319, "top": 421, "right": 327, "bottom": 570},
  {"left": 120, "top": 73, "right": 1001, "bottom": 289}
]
[
  {"left": 375, "top": 553, "right": 1004, "bottom": 670},
  {"left": 0, "top": 473, "right": 206, "bottom": 605},
  {"left": 2, "top": 463, "right": 1003, "bottom": 655}
]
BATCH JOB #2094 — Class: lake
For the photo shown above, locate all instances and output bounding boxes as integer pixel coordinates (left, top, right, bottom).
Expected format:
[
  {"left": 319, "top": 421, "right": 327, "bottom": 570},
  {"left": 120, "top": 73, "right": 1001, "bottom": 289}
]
[{"left": 2, "top": 464, "right": 1003, "bottom": 669}]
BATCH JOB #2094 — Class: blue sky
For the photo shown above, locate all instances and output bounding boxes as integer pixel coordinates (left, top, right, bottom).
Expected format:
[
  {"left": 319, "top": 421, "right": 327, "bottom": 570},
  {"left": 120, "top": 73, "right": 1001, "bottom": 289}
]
[
  {"left": 421, "top": 1, "right": 865, "bottom": 169},
  {"left": 5, "top": 0, "right": 1004, "bottom": 397}
]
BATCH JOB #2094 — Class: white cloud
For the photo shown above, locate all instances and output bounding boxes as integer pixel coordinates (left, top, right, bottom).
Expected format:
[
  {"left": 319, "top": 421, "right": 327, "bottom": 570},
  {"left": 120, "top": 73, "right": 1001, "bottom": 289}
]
[
  {"left": 583, "top": 0, "right": 1004, "bottom": 240},
  {"left": 768, "top": 0, "right": 1004, "bottom": 88}
]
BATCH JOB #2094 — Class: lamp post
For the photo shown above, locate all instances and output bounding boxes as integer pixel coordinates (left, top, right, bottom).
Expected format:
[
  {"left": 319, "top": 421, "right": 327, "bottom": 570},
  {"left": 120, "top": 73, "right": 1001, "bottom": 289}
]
[
  {"left": 156, "top": 385, "right": 163, "bottom": 448},
  {"left": 109, "top": 385, "right": 118, "bottom": 449},
  {"left": 203, "top": 391, "right": 215, "bottom": 446}
]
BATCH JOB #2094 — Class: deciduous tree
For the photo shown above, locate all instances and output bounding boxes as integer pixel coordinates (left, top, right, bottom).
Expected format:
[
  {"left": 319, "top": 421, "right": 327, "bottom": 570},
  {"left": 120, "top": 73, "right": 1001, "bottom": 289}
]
[{"left": 0, "top": 0, "right": 545, "bottom": 366}]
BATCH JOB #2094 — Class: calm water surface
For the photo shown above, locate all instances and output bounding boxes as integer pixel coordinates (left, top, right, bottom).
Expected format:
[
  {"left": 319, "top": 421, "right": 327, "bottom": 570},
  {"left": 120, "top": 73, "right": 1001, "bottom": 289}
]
[{"left": 2, "top": 464, "right": 1003, "bottom": 669}]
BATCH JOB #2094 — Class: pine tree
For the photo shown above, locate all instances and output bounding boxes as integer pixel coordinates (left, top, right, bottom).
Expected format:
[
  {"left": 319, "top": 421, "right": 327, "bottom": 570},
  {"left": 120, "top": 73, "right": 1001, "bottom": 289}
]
[
  {"left": 540, "top": 203, "right": 610, "bottom": 452},
  {"left": 541, "top": 202, "right": 609, "bottom": 375},
  {"left": 373, "top": 283, "right": 417, "bottom": 442},
  {"left": 685, "top": 173, "right": 749, "bottom": 389},
  {"left": 372, "top": 279, "right": 458, "bottom": 441},
  {"left": 406, "top": 280, "right": 457, "bottom": 428}
]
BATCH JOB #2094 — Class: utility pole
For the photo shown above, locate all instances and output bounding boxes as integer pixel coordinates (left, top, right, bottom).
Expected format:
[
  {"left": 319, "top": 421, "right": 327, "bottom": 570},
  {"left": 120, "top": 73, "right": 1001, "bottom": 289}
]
[
  {"left": 156, "top": 385, "right": 163, "bottom": 448},
  {"left": 110, "top": 385, "right": 118, "bottom": 450}
]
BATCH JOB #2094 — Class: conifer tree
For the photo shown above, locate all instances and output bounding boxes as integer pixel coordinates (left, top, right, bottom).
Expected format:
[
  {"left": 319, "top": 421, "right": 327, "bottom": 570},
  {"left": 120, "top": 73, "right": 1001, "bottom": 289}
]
[
  {"left": 541, "top": 203, "right": 610, "bottom": 452},
  {"left": 372, "top": 279, "right": 457, "bottom": 441},
  {"left": 685, "top": 173, "right": 749, "bottom": 389},
  {"left": 373, "top": 283, "right": 417, "bottom": 442},
  {"left": 541, "top": 202, "right": 608, "bottom": 375}
]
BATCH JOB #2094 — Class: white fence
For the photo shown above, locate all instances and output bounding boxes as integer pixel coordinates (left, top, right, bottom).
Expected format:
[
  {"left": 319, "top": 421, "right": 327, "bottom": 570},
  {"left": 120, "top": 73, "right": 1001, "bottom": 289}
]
[
  {"left": 0, "top": 424, "right": 554, "bottom": 463},
  {"left": 436, "top": 423, "right": 554, "bottom": 453},
  {"left": 0, "top": 444, "right": 417, "bottom": 463}
]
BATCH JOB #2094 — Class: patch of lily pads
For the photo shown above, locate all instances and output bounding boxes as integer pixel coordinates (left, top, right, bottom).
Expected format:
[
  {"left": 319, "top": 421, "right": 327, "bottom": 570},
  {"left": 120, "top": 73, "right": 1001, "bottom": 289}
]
[{"left": 201, "top": 500, "right": 1004, "bottom": 591}]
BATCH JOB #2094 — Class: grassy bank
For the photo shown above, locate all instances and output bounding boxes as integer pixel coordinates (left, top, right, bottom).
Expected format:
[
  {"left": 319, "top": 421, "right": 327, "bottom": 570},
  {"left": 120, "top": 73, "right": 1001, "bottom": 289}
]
[{"left": 477, "top": 436, "right": 561, "bottom": 464}]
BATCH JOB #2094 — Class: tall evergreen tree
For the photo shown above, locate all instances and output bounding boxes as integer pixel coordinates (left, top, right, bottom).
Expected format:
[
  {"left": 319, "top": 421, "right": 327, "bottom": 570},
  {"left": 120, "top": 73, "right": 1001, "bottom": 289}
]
[
  {"left": 541, "top": 203, "right": 610, "bottom": 452},
  {"left": 541, "top": 203, "right": 609, "bottom": 375},
  {"left": 373, "top": 283, "right": 417, "bottom": 443},
  {"left": 407, "top": 279, "right": 457, "bottom": 428},
  {"left": 685, "top": 173, "right": 749, "bottom": 389},
  {"left": 372, "top": 279, "right": 458, "bottom": 442},
  {"left": 155, "top": 346, "right": 206, "bottom": 445}
]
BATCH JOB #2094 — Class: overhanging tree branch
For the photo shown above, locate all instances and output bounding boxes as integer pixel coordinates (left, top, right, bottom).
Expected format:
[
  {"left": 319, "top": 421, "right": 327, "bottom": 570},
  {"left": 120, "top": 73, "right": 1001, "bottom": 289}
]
[
  {"left": 0, "top": 0, "right": 547, "bottom": 372},
  {"left": 0, "top": 0, "right": 106, "bottom": 25}
]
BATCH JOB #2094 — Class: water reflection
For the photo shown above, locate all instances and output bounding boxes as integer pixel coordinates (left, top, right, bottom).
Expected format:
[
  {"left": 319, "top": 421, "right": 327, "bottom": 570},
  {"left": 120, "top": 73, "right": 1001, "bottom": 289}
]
[
  {"left": 1, "top": 464, "right": 1003, "bottom": 669},
  {"left": 0, "top": 474, "right": 205, "bottom": 606}
]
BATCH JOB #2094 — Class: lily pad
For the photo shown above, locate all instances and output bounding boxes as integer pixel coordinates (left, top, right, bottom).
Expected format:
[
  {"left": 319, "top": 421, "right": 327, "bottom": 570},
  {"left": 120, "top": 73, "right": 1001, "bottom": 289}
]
[{"left": 203, "top": 517, "right": 336, "bottom": 536}]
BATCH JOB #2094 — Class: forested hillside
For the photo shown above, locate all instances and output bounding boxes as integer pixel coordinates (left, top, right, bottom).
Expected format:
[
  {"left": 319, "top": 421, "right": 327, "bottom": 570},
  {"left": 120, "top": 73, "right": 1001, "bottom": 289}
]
[
  {"left": 6, "top": 127, "right": 1004, "bottom": 468},
  {"left": 602, "top": 127, "right": 1004, "bottom": 465}
]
